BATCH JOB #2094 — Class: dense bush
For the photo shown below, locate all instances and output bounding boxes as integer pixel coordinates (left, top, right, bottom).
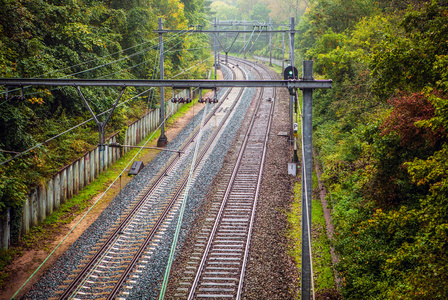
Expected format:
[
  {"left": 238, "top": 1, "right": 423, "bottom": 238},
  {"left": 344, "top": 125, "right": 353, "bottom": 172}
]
[
  {"left": 299, "top": 0, "right": 448, "bottom": 298},
  {"left": 0, "top": 0, "right": 212, "bottom": 233}
]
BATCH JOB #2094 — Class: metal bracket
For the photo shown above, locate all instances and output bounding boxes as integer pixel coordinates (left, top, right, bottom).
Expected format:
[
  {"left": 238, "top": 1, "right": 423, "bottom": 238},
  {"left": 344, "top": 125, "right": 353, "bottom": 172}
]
[
  {"left": 75, "top": 85, "right": 126, "bottom": 169},
  {"left": 76, "top": 85, "right": 126, "bottom": 146},
  {"left": 2, "top": 85, "right": 24, "bottom": 101}
]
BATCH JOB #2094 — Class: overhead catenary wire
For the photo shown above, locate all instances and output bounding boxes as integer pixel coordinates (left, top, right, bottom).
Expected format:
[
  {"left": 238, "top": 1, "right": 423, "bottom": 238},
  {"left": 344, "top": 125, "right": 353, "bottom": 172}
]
[
  {"left": 0, "top": 54, "right": 213, "bottom": 167},
  {"left": 32, "top": 36, "right": 161, "bottom": 79},
  {"left": 14, "top": 31, "right": 200, "bottom": 102},
  {"left": 61, "top": 30, "right": 192, "bottom": 80},
  {"left": 10, "top": 90, "right": 184, "bottom": 299},
  {"left": 0, "top": 29, "right": 191, "bottom": 102}
]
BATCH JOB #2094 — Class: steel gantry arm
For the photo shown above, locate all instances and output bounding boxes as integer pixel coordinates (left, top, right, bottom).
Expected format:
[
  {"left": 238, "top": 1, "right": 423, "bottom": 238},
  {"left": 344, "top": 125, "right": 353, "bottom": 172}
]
[
  {"left": 75, "top": 85, "right": 127, "bottom": 171},
  {"left": 153, "top": 29, "right": 290, "bottom": 34},
  {"left": 215, "top": 33, "right": 240, "bottom": 65},
  {"left": 0, "top": 78, "right": 332, "bottom": 90}
]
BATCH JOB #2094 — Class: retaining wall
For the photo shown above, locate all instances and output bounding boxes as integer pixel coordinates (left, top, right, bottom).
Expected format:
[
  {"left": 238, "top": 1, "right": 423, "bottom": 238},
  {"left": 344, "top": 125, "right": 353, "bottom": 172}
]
[
  {"left": 253, "top": 55, "right": 285, "bottom": 68},
  {"left": 0, "top": 91, "right": 189, "bottom": 250}
]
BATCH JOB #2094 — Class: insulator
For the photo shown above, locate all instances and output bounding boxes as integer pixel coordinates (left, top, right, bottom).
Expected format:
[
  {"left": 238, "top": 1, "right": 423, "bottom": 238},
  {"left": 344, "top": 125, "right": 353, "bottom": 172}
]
[{"left": 213, "top": 98, "right": 218, "bottom": 103}]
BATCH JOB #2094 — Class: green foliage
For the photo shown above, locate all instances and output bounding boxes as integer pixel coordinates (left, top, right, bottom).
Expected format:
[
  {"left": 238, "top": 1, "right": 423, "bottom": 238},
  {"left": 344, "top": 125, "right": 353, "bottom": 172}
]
[
  {"left": 370, "top": 0, "right": 448, "bottom": 98},
  {"left": 0, "top": 0, "right": 212, "bottom": 239},
  {"left": 210, "top": 1, "right": 238, "bottom": 20},
  {"left": 301, "top": 0, "right": 448, "bottom": 298},
  {"left": 311, "top": 197, "right": 336, "bottom": 291},
  {"left": 297, "top": 0, "right": 377, "bottom": 56}
]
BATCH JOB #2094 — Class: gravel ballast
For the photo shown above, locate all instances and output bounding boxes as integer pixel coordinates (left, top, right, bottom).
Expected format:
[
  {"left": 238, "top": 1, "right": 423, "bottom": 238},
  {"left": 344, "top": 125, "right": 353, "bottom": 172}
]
[{"left": 22, "top": 62, "right": 299, "bottom": 300}]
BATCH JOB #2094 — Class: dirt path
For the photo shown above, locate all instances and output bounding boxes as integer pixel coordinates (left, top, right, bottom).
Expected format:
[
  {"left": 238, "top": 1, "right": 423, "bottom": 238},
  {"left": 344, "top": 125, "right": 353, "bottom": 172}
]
[
  {"left": 313, "top": 148, "right": 341, "bottom": 287},
  {"left": 0, "top": 89, "right": 218, "bottom": 300}
]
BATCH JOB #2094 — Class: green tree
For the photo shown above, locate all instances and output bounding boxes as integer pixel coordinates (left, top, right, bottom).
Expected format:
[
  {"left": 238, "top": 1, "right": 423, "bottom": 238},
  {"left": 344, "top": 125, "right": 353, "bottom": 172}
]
[{"left": 370, "top": 0, "right": 448, "bottom": 98}]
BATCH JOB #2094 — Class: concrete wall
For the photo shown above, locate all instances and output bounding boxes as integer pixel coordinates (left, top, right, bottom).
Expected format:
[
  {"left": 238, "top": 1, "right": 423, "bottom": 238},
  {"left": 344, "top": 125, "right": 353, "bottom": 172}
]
[
  {"left": 1, "top": 97, "right": 187, "bottom": 250},
  {"left": 253, "top": 55, "right": 285, "bottom": 68}
]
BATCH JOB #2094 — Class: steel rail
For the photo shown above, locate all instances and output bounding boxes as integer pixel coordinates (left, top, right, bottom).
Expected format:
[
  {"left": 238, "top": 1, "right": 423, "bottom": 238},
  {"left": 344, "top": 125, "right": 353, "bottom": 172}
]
[
  {"left": 59, "top": 62, "right": 245, "bottom": 299},
  {"left": 58, "top": 66, "right": 237, "bottom": 300},
  {"left": 186, "top": 57, "right": 275, "bottom": 299},
  {"left": 236, "top": 61, "right": 276, "bottom": 299},
  {"left": 107, "top": 62, "right": 249, "bottom": 299}
]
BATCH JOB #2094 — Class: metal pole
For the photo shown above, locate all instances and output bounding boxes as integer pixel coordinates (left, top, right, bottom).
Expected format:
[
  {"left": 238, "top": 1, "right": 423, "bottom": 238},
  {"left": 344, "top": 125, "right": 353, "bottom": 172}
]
[
  {"left": 157, "top": 18, "right": 168, "bottom": 147},
  {"left": 293, "top": 92, "right": 299, "bottom": 163},
  {"left": 243, "top": 18, "right": 247, "bottom": 59},
  {"left": 301, "top": 60, "right": 314, "bottom": 300},
  {"left": 214, "top": 17, "right": 218, "bottom": 79},
  {"left": 269, "top": 18, "right": 273, "bottom": 67},
  {"left": 290, "top": 18, "right": 295, "bottom": 76},
  {"left": 282, "top": 27, "right": 285, "bottom": 73},
  {"left": 289, "top": 17, "right": 295, "bottom": 143}
]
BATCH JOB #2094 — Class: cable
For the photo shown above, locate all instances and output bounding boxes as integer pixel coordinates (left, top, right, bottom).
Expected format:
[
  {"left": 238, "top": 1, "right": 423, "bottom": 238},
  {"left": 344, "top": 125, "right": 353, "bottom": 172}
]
[
  {"left": 0, "top": 30, "right": 191, "bottom": 100},
  {"left": 1, "top": 31, "right": 198, "bottom": 101},
  {"left": 33, "top": 38, "right": 159, "bottom": 78},
  {"left": 61, "top": 30, "right": 190, "bottom": 79},
  {"left": 299, "top": 95, "right": 316, "bottom": 300},
  {"left": 169, "top": 57, "right": 213, "bottom": 79},
  {"left": 11, "top": 97, "right": 182, "bottom": 299},
  {"left": 39, "top": 29, "right": 188, "bottom": 80},
  {"left": 0, "top": 54, "right": 212, "bottom": 166},
  {"left": 159, "top": 100, "right": 209, "bottom": 300},
  {"left": 0, "top": 88, "right": 142, "bottom": 166}
]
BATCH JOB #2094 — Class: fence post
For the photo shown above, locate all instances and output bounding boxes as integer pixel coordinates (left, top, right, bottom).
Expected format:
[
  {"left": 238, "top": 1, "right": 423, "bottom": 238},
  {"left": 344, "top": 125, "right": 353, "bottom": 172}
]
[
  {"left": 38, "top": 185, "right": 46, "bottom": 222},
  {"left": 73, "top": 160, "right": 79, "bottom": 195},
  {"left": 0, "top": 208, "right": 11, "bottom": 250},
  {"left": 79, "top": 157, "right": 85, "bottom": 190},
  {"left": 61, "top": 168, "right": 67, "bottom": 204},
  {"left": 67, "top": 164, "right": 73, "bottom": 199},
  {"left": 54, "top": 173, "right": 61, "bottom": 210},
  {"left": 46, "top": 179, "right": 54, "bottom": 216},
  {"left": 30, "top": 189, "right": 38, "bottom": 227},
  {"left": 21, "top": 198, "right": 30, "bottom": 236}
]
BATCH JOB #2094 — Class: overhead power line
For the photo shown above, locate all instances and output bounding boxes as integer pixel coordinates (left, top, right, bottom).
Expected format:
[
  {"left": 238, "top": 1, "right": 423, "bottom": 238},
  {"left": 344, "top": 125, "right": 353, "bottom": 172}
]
[
  {"left": 0, "top": 56, "right": 214, "bottom": 167},
  {"left": 0, "top": 30, "right": 192, "bottom": 102}
]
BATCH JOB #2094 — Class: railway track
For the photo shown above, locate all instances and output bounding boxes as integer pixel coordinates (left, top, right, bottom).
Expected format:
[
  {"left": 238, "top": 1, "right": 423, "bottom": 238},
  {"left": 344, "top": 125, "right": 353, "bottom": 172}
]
[
  {"left": 168, "top": 57, "right": 276, "bottom": 299},
  {"left": 27, "top": 56, "right": 278, "bottom": 300},
  {"left": 51, "top": 61, "right": 250, "bottom": 300}
]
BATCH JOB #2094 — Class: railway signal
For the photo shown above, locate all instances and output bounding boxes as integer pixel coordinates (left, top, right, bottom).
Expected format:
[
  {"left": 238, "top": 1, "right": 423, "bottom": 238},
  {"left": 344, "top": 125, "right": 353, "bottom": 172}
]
[{"left": 284, "top": 65, "right": 298, "bottom": 80}]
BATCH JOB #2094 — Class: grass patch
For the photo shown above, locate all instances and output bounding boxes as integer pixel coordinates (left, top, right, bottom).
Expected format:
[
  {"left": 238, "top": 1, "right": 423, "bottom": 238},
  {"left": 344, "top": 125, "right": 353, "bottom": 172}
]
[
  {"left": 288, "top": 169, "right": 336, "bottom": 297},
  {"left": 288, "top": 181, "right": 303, "bottom": 276}
]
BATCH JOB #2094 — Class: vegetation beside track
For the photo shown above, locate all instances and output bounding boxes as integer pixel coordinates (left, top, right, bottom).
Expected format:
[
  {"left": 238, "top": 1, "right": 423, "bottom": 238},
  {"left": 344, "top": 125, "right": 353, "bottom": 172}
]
[
  {"left": 0, "top": 95, "right": 202, "bottom": 289},
  {"left": 247, "top": 0, "right": 448, "bottom": 298},
  {"left": 0, "top": 0, "right": 213, "bottom": 249},
  {"left": 296, "top": 0, "right": 448, "bottom": 298},
  {"left": 289, "top": 177, "right": 338, "bottom": 299}
]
